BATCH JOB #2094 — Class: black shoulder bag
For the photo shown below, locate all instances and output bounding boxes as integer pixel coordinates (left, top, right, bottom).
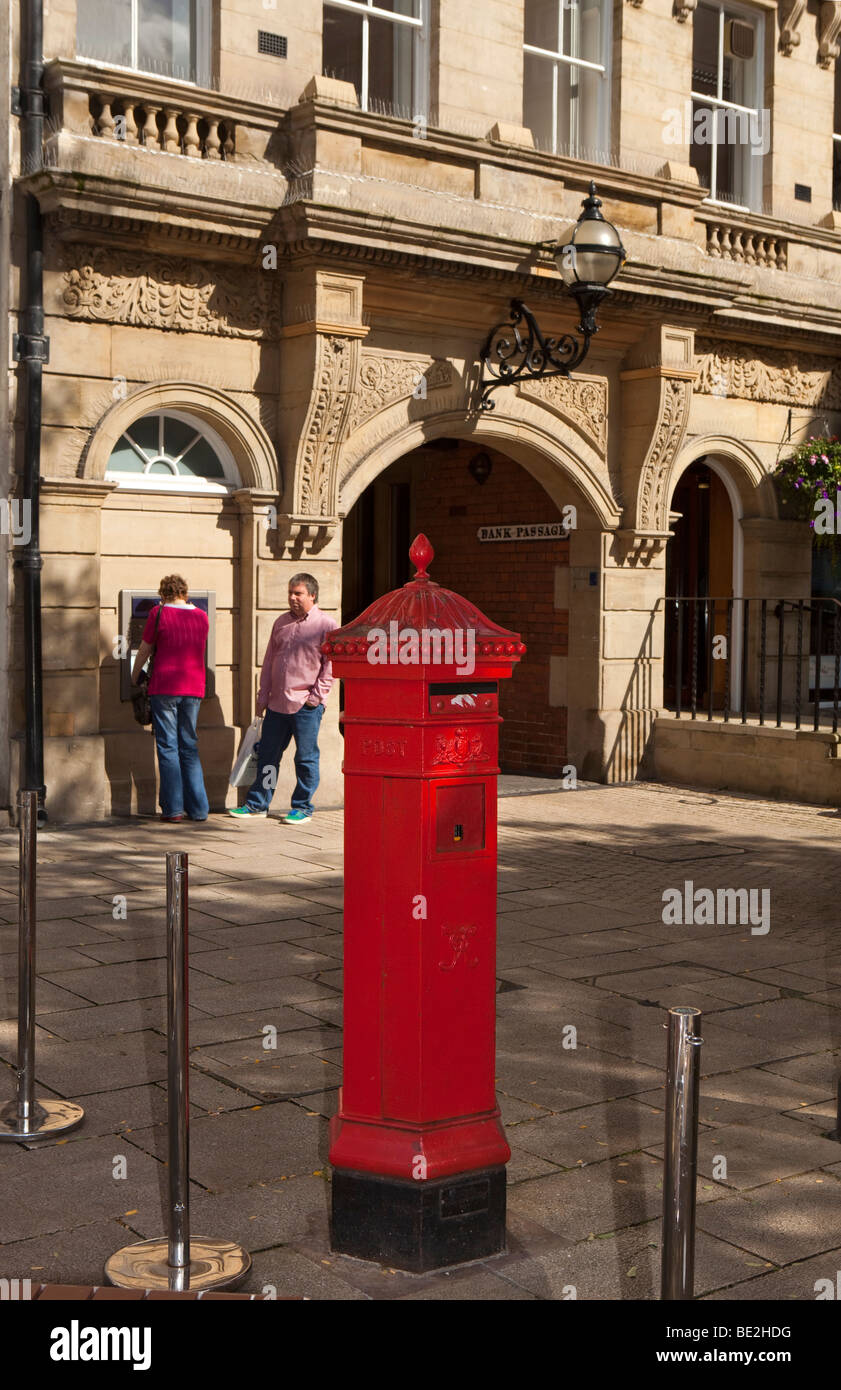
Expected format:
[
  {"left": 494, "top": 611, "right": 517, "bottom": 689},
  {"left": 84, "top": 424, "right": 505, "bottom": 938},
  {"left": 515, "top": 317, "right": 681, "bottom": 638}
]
[{"left": 132, "top": 605, "right": 162, "bottom": 727}]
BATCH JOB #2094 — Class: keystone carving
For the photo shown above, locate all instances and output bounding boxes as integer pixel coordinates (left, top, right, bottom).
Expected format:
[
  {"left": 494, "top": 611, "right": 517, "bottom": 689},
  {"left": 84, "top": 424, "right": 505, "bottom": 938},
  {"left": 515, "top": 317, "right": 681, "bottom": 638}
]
[{"left": 60, "top": 246, "right": 281, "bottom": 338}]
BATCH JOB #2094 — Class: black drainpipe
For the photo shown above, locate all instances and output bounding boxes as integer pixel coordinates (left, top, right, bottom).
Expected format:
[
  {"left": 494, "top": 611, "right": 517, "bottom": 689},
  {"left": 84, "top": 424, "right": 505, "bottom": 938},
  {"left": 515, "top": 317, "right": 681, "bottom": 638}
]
[{"left": 13, "top": 0, "right": 47, "bottom": 819}]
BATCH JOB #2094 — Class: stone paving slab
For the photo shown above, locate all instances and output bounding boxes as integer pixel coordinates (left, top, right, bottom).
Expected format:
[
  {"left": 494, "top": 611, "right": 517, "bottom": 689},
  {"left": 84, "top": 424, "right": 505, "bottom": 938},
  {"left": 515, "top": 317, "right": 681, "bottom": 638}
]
[
  {"left": 696, "top": 1171, "right": 841, "bottom": 1264},
  {"left": 0, "top": 1219, "right": 155, "bottom": 1287},
  {"left": 505, "top": 1152, "right": 672, "bottom": 1241},
  {"left": 759, "top": 1050, "right": 841, "bottom": 1089},
  {"left": 185, "top": 942, "right": 339, "bottom": 983},
  {"left": 702, "top": 1246, "right": 841, "bottom": 1301},
  {"left": 0, "top": 1134, "right": 169, "bottom": 1244},
  {"left": 123, "top": 1102, "right": 328, "bottom": 1190},
  {"left": 38, "top": 961, "right": 169, "bottom": 1005},
  {"left": 186, "top": 974, "right": 339, "bottom": 1014},
  {"left": 493, "top": 1217, "right": 765, "bottom": 1301},
  {"left": 16, "top": 1031, "right": 168, "bottom": 1097},
  {"left": 125, "top": 1176, "right": 331, "bottom": 1252},
  {"left": 187, "top": 1005, "right": 329, "bottom": 1048},
  {"left": 646, "top": 1119, "right": 841, "bottom": 1190},
  {"left": 192, "top": 1047, "right": 343, "bottom": 1101}
]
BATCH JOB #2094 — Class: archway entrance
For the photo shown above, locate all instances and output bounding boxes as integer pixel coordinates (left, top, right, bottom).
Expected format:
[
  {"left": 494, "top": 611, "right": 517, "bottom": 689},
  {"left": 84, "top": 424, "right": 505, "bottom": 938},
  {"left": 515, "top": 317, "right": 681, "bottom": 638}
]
[
  {"left": 341, "top": 440, "right": 571, "bottom": 774},
  {"left": 664, "top": 458, "right": 735, "bottom": 709}
]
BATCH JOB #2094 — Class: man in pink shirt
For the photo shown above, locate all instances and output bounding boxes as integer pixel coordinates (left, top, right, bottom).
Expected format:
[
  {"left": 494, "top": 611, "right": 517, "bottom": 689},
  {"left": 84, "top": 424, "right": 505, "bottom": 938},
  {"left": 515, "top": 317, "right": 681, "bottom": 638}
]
[{"left": 229, "top": 574, "right": 338, "bottom": 825}]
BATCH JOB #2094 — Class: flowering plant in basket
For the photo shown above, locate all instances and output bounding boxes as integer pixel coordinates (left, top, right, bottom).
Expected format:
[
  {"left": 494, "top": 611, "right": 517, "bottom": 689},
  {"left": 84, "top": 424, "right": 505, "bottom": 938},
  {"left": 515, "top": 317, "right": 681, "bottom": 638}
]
[{"left": 774, "top": 435, "right": 841, "bottom": 553}]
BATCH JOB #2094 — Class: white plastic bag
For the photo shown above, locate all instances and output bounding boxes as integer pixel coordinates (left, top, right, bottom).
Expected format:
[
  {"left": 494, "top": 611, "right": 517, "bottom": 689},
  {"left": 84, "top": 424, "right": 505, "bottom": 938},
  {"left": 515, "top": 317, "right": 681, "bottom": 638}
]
[{"left": 229, "top": 717, "right": 263, "bottom": 788}]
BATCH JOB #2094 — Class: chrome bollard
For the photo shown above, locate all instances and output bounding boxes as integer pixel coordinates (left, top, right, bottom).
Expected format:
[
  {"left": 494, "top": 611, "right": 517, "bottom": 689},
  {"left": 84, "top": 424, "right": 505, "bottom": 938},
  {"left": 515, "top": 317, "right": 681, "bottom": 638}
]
[
  {"left": 105, "top": 850, "right": 251, "bottom": 1291},
  {"left": 0, "top": 791, "right": 84, "bottom": 1140},
  {"left": 660, "top": 1005, "right": 703, "bottom": 1301}
]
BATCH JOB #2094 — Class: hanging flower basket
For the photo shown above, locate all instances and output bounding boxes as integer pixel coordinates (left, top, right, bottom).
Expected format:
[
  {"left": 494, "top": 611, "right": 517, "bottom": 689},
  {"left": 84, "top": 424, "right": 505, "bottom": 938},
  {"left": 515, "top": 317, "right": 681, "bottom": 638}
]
[{"left": 774, "top": 435, "right": 841, "bottom": 553}]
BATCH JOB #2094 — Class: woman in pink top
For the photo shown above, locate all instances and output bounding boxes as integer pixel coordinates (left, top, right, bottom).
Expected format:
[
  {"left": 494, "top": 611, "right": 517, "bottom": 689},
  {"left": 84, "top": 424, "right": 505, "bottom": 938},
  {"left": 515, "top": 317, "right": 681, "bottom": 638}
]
[{"left": 131, "top": 575, "right": 210, "bottom": 823}]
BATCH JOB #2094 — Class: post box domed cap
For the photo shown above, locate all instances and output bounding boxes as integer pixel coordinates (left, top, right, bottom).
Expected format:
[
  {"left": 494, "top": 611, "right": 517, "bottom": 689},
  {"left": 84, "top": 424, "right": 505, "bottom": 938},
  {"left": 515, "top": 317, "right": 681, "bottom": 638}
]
[{"left": 322, "top": 533, "right": 527, "bottom": 656}]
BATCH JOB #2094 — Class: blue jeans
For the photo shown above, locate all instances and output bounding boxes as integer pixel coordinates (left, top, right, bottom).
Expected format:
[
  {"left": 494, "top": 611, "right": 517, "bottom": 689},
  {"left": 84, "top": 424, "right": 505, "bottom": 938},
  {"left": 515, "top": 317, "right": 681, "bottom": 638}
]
[
  {"left": 150, "top": 696, "right": 209, "bottom": 819},
  {"left": 245, "top": 704, "right": 325, "bottom": 815}
]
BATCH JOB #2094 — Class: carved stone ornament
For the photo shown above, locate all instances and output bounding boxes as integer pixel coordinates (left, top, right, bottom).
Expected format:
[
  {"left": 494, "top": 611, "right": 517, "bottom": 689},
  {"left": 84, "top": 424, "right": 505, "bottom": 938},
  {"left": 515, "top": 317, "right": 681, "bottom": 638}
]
[
  {"left": 517, "top": 373, "right": 608, "bottom": 456},
  {"left": 297, "top": 335, "right": 358, "bottom": 518},
  {"left": 819, "top": 0, "right": 841, "bottom": 67},
  {"left": 60, "top": 246, "right": 281, "bottom": 338},
  {"left": 612, "top": 529, "right": 671, "bottom": 567},
  {"left": 778, "top": 0, "right": 806, "bottom": 54},
  {"left": 695, "top": 339, "right": 841, "bottom": 409},
  {"left": 673, "top": 0, "right": 696, "bottom": 20},
  {"left": 346, "top": 353, "right": 452, "bottom": 436},
  {"left": 638, "top": 377, "right": 693, "bottom": 531}
]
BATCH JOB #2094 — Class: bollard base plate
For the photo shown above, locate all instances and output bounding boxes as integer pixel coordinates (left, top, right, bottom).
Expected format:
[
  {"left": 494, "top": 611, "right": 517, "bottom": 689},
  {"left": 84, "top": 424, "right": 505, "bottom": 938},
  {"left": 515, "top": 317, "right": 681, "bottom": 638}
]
[
  {"left": 331, "top": 1166, "right": 506, "bottom": 1273},
  {"left": 105, "top": 1237, "right": 251, "bottom": 1292},
  {"left": 0, "top": 1097, "right": 85, "bottom": 1142}
]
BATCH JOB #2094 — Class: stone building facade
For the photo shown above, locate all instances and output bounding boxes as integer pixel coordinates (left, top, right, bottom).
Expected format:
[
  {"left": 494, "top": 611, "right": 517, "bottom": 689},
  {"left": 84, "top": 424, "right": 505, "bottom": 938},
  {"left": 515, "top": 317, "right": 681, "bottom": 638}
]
[{"left": 4, "top": 0, "right": 841, "bottom": 820}]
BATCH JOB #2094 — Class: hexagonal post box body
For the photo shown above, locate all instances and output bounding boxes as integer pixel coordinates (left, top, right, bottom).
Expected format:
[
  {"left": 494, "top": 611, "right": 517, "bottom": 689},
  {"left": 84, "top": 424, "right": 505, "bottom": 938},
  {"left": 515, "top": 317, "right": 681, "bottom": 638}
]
[{"left": 324, "top": 535, "right": 525, "bottom": 1272}]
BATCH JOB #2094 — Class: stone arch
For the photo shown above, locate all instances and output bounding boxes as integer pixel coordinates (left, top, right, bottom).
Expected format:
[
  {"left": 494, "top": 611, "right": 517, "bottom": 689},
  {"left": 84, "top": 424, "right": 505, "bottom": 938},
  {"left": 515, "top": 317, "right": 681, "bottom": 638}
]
[
  {"left": 338, "top": 400, "right": 621, "bottom": 528},
  {"left": 81, "top": 381, "right": 279, "bottom": 492},
  {"left": 667, "top": 435, "right": 777, "bottom": 521}
]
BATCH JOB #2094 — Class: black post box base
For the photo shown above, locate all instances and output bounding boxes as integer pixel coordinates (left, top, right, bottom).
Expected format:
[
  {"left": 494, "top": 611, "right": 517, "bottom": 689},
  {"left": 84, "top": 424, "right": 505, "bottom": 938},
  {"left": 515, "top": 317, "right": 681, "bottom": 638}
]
[{"left": 330, "top": 1166, "right": 507, "bottom": 1273}]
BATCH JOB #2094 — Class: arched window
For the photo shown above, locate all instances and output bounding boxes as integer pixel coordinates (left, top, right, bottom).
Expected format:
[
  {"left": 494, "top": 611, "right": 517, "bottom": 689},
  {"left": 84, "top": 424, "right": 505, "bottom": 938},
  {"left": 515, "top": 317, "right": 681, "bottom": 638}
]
[{"left": 104, "top": 411, "right": 240, "bottom": 493}]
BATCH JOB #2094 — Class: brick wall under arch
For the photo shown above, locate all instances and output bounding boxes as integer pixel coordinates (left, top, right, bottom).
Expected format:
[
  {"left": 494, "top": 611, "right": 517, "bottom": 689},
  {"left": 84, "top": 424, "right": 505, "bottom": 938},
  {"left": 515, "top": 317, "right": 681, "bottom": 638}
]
[{"left": 410, "top": 443, "right": 569, "bottom": 776}]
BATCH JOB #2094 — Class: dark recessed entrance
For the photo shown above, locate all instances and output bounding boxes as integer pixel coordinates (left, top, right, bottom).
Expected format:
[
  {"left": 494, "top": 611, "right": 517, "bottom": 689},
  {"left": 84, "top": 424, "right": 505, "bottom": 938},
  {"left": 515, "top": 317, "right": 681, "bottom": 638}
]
[{"left": 665, "top": 459, "right": 734, "bottom": 709}]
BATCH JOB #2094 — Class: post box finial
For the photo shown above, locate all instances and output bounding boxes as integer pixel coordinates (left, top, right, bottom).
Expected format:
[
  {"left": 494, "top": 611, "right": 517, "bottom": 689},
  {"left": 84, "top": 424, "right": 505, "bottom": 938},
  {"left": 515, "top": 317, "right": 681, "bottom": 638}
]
[{"left": 409, "top": 533, "right": 434, "bottom": 580}]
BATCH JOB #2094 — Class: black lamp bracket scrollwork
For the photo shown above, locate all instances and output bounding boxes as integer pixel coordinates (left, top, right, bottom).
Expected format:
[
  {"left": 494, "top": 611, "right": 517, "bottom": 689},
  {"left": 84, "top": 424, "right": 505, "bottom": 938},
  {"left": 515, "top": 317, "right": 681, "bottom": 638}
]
[{"left": 478, "top": 292, "right": 609, "bottom": 413}]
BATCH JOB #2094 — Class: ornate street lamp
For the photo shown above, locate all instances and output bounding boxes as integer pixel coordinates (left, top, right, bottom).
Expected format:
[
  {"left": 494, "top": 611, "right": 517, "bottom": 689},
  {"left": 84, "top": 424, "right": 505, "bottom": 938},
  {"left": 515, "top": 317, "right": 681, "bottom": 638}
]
[{"left": 478, "top": 182, "right": 626, "bottom": 412}]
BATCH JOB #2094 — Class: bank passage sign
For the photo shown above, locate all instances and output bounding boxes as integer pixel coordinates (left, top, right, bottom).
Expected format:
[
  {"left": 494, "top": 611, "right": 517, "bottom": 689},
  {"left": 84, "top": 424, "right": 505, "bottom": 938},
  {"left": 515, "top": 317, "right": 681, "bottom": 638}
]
[{"left": 477, "top": 522, "right": 571, "bottom": 541}]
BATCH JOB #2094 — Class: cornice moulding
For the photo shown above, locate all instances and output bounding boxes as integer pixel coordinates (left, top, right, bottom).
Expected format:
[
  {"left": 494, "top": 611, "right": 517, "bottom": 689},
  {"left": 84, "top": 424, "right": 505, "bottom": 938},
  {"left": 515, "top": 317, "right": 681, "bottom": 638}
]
[{"left": 280, "top": 320, "right": 370, "bottom": 339}]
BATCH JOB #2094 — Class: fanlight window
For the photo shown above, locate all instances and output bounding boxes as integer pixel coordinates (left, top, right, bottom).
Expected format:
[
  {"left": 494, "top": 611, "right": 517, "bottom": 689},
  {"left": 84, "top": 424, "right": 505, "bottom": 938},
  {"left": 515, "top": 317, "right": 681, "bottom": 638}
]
[{"left": 104, "top": 412, "right": 238, "bottom": 493}]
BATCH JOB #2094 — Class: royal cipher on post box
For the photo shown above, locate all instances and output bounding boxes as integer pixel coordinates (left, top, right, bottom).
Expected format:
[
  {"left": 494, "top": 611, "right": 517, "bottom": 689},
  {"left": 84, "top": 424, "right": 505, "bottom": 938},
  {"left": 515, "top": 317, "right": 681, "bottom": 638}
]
[{"left": 322, "top": 534, "right": 526, "bottom": 1272}]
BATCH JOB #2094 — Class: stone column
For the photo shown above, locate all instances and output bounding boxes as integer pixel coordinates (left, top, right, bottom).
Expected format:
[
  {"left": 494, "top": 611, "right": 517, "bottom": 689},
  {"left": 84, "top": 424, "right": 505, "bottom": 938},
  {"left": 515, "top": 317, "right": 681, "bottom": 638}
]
[{"left": 599, "top": 531, "right": 669, "bottom": 783}]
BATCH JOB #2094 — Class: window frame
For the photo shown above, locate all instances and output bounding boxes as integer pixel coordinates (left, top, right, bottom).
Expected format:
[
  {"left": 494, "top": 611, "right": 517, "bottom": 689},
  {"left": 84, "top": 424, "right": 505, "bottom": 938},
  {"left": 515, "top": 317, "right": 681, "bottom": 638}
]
[
  {"left": 522, "top": 0, "right": 612, "bottom": 159},
  {"left": 104, "top": 411, "right": 239, "bottom": 495},
  {"left": 323, "top": 0, "right": 429, "bottom": 121},
  {"left": 690, "top": 0, "right": 766, "bottom": 213},
  {"left": 76, "top": 0, "right": 212, "bottom": 88}
]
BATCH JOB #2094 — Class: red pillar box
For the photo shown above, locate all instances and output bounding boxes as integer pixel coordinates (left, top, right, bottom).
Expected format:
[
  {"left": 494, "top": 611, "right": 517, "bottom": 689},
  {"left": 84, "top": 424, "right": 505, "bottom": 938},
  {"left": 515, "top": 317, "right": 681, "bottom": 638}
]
[{"left": 323, "top": 534, "right": 526, "bottom": 1272}]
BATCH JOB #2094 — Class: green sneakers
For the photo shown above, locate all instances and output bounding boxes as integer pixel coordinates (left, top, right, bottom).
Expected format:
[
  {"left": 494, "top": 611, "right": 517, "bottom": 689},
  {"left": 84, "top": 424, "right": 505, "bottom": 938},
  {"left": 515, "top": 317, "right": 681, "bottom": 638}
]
[{"left": 228, "top": 806, "right": 312, "bottom": 824}]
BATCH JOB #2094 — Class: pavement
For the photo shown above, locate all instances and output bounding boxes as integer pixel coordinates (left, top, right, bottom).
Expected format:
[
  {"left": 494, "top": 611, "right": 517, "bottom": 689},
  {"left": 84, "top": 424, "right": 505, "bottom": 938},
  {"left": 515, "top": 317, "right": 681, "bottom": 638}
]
[{"left": 1, "top": 778, "right": 840, "bottom": 1301}]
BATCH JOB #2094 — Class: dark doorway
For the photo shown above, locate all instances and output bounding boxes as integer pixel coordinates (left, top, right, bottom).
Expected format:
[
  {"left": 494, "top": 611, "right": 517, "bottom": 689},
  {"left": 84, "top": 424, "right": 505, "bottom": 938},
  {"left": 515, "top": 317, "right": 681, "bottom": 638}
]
[{"left": 664, "top": 459, "right": 733, "bottom": 708}]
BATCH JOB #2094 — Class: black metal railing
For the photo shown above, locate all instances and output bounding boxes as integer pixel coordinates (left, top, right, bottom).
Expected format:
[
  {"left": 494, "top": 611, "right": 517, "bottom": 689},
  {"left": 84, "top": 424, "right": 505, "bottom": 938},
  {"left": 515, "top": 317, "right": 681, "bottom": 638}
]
[{"left": 661, "top": 596, "right": 841, "bottom": 731}]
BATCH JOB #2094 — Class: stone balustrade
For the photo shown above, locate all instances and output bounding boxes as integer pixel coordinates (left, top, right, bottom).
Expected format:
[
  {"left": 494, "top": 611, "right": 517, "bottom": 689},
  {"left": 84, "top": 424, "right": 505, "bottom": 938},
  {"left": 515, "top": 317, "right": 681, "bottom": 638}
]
[
  {"left": 90, "top": 93, "right": 235, "bottom": 159},
  {"left": 43, "top": 60, "right": 280, "bottom": 164},
  {"left": 705, "top": 221, "right": 788, "bottom": 270}
]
